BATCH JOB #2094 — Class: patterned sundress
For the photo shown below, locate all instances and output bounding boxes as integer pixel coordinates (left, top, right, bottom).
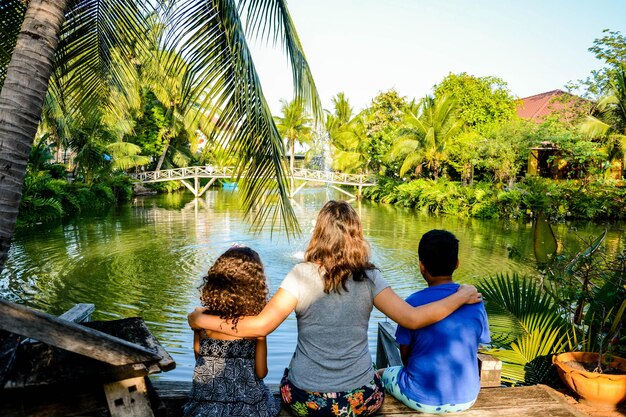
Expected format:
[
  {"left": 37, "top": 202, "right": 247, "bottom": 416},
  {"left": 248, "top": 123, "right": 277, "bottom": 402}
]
[{"left": 183, "top": 336, "right": 281, "bottom": 417}]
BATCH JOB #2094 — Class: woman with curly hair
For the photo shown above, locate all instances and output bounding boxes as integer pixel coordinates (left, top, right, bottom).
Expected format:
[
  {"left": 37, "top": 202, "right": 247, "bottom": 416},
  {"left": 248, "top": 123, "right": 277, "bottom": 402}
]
[
  {"left": 183, "top": 246, "right": 281, "bottom": 417},
  {"left": 188, "top": 201, "right": 482, "bottom": 417}
]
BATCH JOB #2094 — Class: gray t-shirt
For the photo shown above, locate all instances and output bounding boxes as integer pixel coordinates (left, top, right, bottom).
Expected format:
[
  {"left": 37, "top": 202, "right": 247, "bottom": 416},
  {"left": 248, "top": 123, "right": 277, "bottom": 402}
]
[{"left": 279, "top": 262, "right": 390, "bottom": 392}]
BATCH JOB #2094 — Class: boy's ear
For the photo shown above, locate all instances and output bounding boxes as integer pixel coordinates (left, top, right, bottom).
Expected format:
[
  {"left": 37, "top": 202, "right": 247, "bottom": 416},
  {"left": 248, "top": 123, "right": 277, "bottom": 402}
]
[
  {"left": 419, "top": 260, "right": 427, "bottom": 275},
  {"left": 455, "top": 259, "right": 460, "bottom": 270}
]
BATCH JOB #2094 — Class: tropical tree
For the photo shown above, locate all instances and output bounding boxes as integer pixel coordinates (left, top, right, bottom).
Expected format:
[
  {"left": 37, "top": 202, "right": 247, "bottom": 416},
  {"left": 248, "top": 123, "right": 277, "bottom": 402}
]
[
  {"left": 0, "top": 0, "right": 320, "bottom": 271},
  {"left": 477, "top": 119, "right": 534, "bottom": 186},
  {"left": 446, "top": 129, "right": 481, "bottom": 185},
  {"left": 363, "top": 90, "right": 407, "bottom": 175},
  {"left": 568, "top": 29, "right": 626, "bottom": 99},
  {"left": 388, "top": 95, "right": 462, "bottom": 180},
  {"left": 274, "top": 98, "right": 312, "bottom": 173},
  {"left": 580, "top": 64, "right": 626, "bottom": 178},
  {"left": 326, "top": 93, "right": 369, "bottom": 173},
  {"left": 434, "top": 73, "right": 517, "bottom": 132}
]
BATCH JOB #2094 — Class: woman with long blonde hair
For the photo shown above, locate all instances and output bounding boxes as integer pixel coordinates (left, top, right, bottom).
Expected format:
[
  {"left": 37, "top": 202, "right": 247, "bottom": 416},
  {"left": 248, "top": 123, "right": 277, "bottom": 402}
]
[{"left": 189, "top": 200, "right": 481, "bottom": 416}]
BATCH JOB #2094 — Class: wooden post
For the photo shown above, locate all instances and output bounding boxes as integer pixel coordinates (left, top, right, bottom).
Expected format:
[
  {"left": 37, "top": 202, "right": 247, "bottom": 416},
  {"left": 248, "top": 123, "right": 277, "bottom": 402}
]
[
  {"left": 104, "top": 376, "right": 155, "bottom": 417},
  {"left": 478, "top": 353, "right": 502, "bottom": 388}
]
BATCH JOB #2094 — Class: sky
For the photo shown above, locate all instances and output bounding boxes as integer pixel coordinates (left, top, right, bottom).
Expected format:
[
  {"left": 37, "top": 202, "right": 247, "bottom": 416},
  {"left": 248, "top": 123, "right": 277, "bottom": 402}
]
[{"left": 248, "top": 0, "right": 626, "bottom": 114}]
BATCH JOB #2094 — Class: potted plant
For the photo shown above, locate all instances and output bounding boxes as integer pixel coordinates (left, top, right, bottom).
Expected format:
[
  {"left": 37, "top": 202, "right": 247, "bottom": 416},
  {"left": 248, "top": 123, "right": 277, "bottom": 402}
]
[
  {"left": 545, "top": 230, "right": 626, "bottom": 409},
  {"left": 478, "top": 224, "right": 626, "bottom": 409},
  {"left": 553, "top": 351, "right": 626, "bottom": 409}
]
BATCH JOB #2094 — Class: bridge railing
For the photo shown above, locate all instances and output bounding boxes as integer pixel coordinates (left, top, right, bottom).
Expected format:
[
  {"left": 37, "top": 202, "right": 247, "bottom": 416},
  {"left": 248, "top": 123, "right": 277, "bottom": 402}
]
[
  {"left": 131, "top": 166, "right": 376, "bottom": 186},
  {"left": 130, "top": 166, "right": 236, "bottom": 182},
  {"left": 291, "top": 168, "right": 374, "bottom": 185}
]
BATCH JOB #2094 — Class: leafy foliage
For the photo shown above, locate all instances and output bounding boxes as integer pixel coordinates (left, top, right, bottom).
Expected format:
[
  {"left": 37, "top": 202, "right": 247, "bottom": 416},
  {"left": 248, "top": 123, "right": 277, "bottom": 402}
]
[
  {"left": 388, "top": 95, "right": 462, "bottom": 179},
  {"left": 433, "top": 73, "right": 517, "bottom": 131},
  {"left": 1, "top": 0, "right": 323, "bottom": 232},
  {"left": 365, "top": 176, "right": 626, "bottom": 221}
]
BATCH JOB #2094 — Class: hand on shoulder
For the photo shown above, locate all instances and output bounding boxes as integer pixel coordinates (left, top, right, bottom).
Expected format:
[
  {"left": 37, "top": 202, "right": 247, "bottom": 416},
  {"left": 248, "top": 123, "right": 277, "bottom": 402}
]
[{"left": 457, "top": 284, "right": 483, "bottom": 304}]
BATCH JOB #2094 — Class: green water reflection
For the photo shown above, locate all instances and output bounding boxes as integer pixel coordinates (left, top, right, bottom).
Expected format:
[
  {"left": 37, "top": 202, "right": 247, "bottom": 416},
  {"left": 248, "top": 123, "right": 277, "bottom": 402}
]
[{"left": 2, "top": 188, "right": 624, "bottom": 383}]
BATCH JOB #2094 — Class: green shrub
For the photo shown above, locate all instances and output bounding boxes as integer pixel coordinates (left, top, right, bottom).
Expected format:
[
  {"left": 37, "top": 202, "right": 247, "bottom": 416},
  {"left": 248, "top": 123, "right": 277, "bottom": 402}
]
[{"left": 365, "top": 176, "right": 626, "bottom": 221}]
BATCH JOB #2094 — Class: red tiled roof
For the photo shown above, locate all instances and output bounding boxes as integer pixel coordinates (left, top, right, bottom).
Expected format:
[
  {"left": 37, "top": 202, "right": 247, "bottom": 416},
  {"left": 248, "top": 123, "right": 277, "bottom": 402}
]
[{"left": 517, "top": 90, "right": 573, "bottom": 122}]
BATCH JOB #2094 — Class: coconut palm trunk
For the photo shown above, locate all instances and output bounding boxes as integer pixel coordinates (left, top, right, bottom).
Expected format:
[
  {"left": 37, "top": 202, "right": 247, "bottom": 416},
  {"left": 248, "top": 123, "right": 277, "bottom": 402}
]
[
  {"left": 289, "top": 137, "right": 295, "bottom": 193},
  {"left": 0, "top": 0, "right": 69, "bottom": 272},
  {"left": 155, "top": 135, "right": 172, "bottom": 172}
]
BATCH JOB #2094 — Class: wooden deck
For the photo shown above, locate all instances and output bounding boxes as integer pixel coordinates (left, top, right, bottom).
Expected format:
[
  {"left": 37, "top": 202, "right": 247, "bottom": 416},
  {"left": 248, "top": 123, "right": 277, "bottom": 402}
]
[{"left": 152, "top": 380, "right": 588, "bottom": 417}]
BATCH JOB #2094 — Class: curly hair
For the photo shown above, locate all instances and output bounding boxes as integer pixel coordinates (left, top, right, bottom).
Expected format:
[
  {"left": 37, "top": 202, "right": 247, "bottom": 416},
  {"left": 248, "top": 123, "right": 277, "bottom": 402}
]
[
  {"left": 305, "top": 200, "right": 375, "bottom": 293},
  {"left": 199, "top": 247, "right": 269, "bottom": 329}
]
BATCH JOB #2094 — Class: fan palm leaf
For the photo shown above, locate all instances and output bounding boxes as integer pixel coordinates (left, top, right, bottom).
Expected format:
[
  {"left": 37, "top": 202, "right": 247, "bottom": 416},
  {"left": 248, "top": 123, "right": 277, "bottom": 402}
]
[{"left": 478, "top": 273, "right": 570, "bottom": 384}]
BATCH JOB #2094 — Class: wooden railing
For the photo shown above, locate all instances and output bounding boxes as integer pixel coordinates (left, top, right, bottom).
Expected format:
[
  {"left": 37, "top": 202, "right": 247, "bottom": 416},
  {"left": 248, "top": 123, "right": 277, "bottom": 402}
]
[{"left": 130, "top": 166, "right": 376, "bottom": 187}]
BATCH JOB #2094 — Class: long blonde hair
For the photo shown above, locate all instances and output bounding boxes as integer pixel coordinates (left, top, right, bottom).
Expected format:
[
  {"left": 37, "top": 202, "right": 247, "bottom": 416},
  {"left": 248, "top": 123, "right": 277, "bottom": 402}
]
[{"left": 305, "top": 200, "right": 375, "bottom": 293}]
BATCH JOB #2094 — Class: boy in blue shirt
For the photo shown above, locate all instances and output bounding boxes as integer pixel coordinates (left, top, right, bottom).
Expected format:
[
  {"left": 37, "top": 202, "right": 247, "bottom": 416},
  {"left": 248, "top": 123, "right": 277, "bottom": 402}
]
[{"left": 380, "top": 229, "right": 490, "bottom": 413}]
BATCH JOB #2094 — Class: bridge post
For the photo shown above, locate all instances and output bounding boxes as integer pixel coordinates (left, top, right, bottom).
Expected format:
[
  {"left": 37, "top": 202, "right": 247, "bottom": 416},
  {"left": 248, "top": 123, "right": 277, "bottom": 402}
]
[{"left": 194, "top": 176, "right": 199, "bottom": 197}]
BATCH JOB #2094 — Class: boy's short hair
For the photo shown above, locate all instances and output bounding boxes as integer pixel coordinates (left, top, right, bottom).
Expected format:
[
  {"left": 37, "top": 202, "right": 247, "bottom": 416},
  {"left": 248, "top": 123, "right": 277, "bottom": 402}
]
[{"left": 418, "top": 229, "right": 459, "bottom": 277}]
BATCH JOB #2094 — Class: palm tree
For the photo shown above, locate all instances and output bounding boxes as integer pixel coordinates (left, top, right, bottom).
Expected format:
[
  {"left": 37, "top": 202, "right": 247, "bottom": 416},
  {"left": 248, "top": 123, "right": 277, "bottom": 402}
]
[
  {"left": 580, "top": 64, "right": 626, "bottom": 178},
  {"left": 388, "top": 95, "right": 462, "bottom": 180},
  {"left": 0, "top": 0, "right": 320, "bottom": 271},
  {"left": 274, "top": 98, "right": 312, "bottom": 190},
  {"left": 325, "top": 93, "right": 370, "bottom": 173}
]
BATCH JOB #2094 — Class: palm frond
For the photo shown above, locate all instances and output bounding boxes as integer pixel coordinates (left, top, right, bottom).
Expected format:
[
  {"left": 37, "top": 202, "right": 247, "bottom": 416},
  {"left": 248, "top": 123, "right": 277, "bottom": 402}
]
[
  {"left": 239, "top": 0, "right": 322, "bottom": 121},
  {"left": 485, "top": 324, "right": 567, "bottom": 385},
  {"left": 581, "top": 115, "right": 612, "bottom": 138},
  {"left": 399, "top": 153, "right": 423, "bottom": 177},
  {"left": 162, "top": 0, "right": 298, "bottom": 232},
  {"left": 330, "top": 149, "right": 364, "bottom": 173},
  {"left": 0, "top": 0, "right": 25, "bottom": 89},
  {"left": 53, "top": 0, "right": 152, "bottom": 121}
]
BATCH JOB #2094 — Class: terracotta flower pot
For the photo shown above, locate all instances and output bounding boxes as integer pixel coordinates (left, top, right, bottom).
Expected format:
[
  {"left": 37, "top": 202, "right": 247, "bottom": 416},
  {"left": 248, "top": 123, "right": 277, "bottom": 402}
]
[{"left": 553, "top": 352, "right": 626, "bottom": 410}]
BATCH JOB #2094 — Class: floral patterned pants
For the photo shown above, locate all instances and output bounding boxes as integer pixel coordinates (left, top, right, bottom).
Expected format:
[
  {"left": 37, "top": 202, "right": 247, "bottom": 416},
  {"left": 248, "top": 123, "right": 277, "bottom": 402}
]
[{"left": 279, "top": 369, "right": 385, "bottom": 417}]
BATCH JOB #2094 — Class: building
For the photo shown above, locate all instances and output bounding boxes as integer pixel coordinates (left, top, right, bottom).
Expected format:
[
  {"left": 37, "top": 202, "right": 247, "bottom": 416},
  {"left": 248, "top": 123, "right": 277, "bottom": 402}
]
[{"left": 516, "top": 90, "right": 623, "bottom": 179}]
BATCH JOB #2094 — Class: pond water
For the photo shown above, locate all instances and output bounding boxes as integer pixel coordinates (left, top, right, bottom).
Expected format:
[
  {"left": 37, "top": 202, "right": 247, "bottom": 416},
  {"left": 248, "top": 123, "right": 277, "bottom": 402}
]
[{"left": 2, "top": 188, "right": 624, "bottom": 383}]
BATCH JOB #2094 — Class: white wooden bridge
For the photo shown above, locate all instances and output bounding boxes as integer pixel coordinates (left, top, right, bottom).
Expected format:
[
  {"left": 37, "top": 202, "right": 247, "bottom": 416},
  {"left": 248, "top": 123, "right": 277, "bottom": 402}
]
[{"left": 130, "top": 166, "right": 377, "bottom": 199}]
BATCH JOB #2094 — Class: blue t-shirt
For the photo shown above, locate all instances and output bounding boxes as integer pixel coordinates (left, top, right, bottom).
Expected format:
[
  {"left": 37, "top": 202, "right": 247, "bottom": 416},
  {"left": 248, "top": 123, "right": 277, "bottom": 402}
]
[{"left": 395, "top": 283, "right": 491, "bottom": 406}]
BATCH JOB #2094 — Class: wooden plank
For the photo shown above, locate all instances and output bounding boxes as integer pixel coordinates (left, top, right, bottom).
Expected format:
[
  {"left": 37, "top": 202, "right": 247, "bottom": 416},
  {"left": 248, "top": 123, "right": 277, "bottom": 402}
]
[
  {"left": 151, "top": 381, "right": 587, "bottom": 417},
  {"left": 104, "top": 376, "right": 155, "bottom": 417},
  {"left": 0, "top": 298, "right": 161, "bottom": 366},
  {"left": 2, "top": 340, "right": 153, "bottom": 389},
  {"left": 85, "top": 318, "right": 176, "bottom": 372},
  {"left": 58, "top": 303, "right": 95, "bottom": 323},
  {"left": 376, "top": 321, "right": 402, "bottom": 369}
]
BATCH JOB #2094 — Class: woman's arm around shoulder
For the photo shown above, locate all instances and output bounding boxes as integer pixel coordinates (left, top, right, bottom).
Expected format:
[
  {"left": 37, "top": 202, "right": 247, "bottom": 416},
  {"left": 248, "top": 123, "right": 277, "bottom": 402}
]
[
  {"left": 374, "top": 284, "right": 481, "bottom": 330},
  {"left": 188, "top": 288, "right": 298, "bottom": 338},
  {"left": 254, "top": 337, "right": 268, "bottom": 378}
]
